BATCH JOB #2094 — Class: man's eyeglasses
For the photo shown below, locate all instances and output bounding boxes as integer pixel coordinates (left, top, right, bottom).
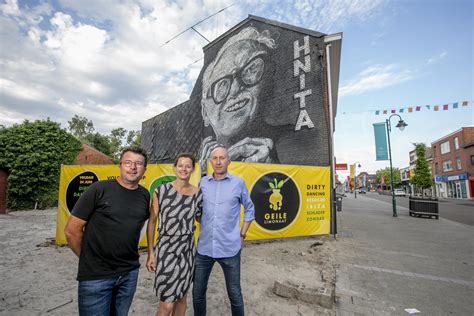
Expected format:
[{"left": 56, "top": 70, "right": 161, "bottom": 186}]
[
  {"left": 207, "top": 55, "right": 265, "bottom": 104},
  {"left": 121, "top": 160, "right": 145, "bottom": 167}
]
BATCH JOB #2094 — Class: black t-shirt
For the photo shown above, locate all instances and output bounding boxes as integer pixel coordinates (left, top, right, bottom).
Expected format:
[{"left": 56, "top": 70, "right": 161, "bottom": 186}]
[{"left": 71, "top": 179, "right": 150, "bottom": 281}]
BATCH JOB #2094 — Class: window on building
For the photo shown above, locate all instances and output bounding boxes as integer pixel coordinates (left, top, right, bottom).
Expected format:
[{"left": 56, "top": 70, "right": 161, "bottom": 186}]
[
  {"left": 442, "top": 160, "right": 452, "bottom": 172},
  {"left": 471, "top": 155, "right": 474, "bottom": 166},
  {"left": 440, "top": 141, "right": 450, "bottom": 154},
  {"left": 454, "top": 137, "right": 459, "bottom": 150},
  {"left": 435, "top": 162, "right": 439, "bottom": 173},
  {"left": 456, "top": 158, "right": 462, "bottom": 170}
]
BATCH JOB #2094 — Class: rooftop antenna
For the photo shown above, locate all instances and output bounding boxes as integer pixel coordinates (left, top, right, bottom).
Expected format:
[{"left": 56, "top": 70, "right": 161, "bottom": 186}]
[{"left": 160, "top": 3, "right": 234, "bottom": 47}]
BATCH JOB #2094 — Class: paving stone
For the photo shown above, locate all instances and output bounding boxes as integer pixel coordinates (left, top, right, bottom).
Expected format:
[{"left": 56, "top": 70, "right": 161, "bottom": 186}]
[{"left": 273, "top": 280, "right": 334, "bottom": 309}]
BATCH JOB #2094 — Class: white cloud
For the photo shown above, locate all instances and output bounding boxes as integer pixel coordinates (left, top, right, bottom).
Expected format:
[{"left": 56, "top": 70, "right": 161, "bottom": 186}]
[
  {"left": 44, "top": 12, "right": 109, "bottom": 73},
  {"left": 340, "top": 64, "right": 413, "bottom": 97},
  {"left": 0, "top": 0, "right": 20, "bottom": 16},
  {"left": 0, "top": 78, "right": 48, "bottom": 101},
  {"left": 427, "top": 51, "right": 447, "bottom": 65},
  {"left": 1, "top": 1, "right": 221, "bottom": 132}
]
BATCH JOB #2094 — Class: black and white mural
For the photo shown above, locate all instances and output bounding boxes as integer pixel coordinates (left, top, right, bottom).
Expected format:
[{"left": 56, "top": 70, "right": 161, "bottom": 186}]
[
  {"left": 142, "top": 16, "right": 339, "bottom": 172},
  {"left": 200, "top": 27, "right": 279, "bottom": 168}
]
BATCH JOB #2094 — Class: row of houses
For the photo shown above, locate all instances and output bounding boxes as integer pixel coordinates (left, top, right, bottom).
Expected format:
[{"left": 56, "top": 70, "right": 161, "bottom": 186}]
[{"left": 401, "top": 126, "right": 474, "bottom": 199}]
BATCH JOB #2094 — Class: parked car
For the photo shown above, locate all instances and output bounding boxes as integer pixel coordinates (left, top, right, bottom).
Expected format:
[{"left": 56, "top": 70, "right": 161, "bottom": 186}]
[
  {"left": 358, "top": 188, "right": 367, "bottom": 194},
  {"left": 394, "top": 189, "right": 406, "bottom": 197}
]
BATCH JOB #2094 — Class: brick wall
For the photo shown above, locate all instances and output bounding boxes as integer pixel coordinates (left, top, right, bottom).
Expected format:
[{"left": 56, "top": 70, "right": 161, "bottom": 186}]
[
  {"left": 74, "top": 144, "right": 114, "bottom": 165},
  {"left": 431, "top": 127, "right": 474, "bottom": 176},
  {"left": 462, "top": 126, "right": 474, "bottom": 144},
  {"left": 0, "top": 169, "right": 8, "bottom": 214},
  {"left": 461, "top": 127, "right": 474, "bottom": 176}
]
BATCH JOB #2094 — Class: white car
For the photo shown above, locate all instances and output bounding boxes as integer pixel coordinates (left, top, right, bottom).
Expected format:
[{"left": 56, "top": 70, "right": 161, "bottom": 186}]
[{"left": 394, "top": 189, "right": 406, "bottom": 197}]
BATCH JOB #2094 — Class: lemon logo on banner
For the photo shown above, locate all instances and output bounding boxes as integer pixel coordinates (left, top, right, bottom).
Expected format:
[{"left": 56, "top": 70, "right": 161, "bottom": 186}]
[
  {"left": 269, "top": 178, "right": 283, "bottom": 210},
  {"left": 251, "top": 172, "right": 300, "bottom": 231},
  {"left": 66, "top": 171, "right": 99, "bottom": 212}
]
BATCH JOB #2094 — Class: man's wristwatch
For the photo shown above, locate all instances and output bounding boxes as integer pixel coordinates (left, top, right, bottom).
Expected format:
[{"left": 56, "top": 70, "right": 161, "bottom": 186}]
[{"left": 240, "top": 232, "right": 246, "bottom": 239}]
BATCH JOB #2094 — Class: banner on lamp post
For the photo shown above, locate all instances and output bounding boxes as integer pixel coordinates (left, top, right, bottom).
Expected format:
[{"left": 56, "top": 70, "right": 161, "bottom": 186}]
[{"left": 373, "top": 122, "right": 389, "bottom": 160}]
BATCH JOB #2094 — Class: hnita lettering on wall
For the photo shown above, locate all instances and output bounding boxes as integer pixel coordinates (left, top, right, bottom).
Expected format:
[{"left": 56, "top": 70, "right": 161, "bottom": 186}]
[{"left": 293, "top": 35, "right": 315, "bottom": 131}]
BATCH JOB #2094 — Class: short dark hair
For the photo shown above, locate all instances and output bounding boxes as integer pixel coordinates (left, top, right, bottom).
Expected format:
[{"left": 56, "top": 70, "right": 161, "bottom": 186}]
[
  {"left": 174, "top": 153, "right": 196, "bottom": 168},
  {"left": 120, "top": 146, "right": 148, "bottom": 166}
]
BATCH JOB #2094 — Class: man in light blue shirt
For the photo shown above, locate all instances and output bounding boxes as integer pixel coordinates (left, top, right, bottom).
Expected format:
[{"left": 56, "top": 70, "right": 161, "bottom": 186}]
[{"left": 193, "top": 146, "right": 255, "bottom": 316}]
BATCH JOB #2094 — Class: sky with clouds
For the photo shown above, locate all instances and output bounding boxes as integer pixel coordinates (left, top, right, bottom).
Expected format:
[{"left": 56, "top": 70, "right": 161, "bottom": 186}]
[{"left": 1, "top": 0, "right": 472, "bottom": 174}]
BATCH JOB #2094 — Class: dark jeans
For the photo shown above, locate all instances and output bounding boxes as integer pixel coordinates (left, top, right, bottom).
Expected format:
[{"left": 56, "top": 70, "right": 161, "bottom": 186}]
[
  {"left": 78, "top": 267, "right": 139, "bottom": 316},
  {"left": 193, "top": 251, "right": 244, "bottom": 316}
]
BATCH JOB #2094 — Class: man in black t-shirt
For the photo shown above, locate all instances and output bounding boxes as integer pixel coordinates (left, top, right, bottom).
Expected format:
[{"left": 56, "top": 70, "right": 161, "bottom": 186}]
[{"left": 65, "top": 146, "right": 150, "bottom": 316}]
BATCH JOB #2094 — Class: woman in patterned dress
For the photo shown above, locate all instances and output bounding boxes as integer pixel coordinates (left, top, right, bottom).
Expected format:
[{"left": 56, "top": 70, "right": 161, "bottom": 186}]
[{"left": 146, "top": 153, "right": 202, "bottom": 316}]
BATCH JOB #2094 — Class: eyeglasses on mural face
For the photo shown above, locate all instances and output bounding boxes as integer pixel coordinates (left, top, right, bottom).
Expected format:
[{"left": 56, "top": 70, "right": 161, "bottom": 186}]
[
  {"left": 207, "top": 55, "right": 265, "bottom": 104},
  {"left": 121, "top": 160, "right": 145, "bottom": 167}
]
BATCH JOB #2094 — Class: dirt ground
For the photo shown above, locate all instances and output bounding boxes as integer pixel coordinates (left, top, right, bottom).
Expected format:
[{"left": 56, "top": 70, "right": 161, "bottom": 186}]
[{"left": 0, "top": 208, "right": 336, "bottom": 315}]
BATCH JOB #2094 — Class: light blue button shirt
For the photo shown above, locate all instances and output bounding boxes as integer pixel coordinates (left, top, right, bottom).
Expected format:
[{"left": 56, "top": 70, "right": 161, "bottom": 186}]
[{"left": 198, "top": 173, "right": 255, "bottom": 258}]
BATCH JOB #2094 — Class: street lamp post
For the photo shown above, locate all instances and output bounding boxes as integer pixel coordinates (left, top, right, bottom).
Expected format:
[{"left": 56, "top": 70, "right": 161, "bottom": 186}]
[
  {"left": 386, "top": 114, "right": 408, "bottom": 217},
  {"left": 354, "top": 162, "right": 361, "bottom": 199}
]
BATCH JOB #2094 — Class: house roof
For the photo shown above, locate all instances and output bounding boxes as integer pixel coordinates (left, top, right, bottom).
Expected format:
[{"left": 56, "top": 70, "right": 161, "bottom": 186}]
[
  {"left": 431, "top": 126, "right": 474, "bottom": 145},
  {"left": 81, "top": 144, "right": 111, "bottom": 157},
  {"left": 203, "top": 15, "right": 326, "bottom": 51}
]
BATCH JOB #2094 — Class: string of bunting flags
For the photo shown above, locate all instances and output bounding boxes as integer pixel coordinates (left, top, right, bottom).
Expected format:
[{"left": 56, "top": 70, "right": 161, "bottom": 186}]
[{"left": 374, "top": 100, "right": 470, "bottom": 116}]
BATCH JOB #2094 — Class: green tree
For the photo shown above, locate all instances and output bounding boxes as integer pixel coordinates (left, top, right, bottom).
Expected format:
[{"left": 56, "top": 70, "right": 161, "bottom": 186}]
[
  {"left": 0, "top": 119, "right": 81, "bottom": 210},
  {"left": 109, "top": 127, "right": 127, "bottom": 161},
  {"left": 126, "top": 130, "right": 141, "bottom": 147},
  {"left": 376, "top": 167, "right": 401, "bottom": 189},
  {"left": 68, "top": 115, "right": 95, "bottom": 141},
  {"left": 68, "top": 115, "right": 115, "bottom": 158},
  {"left": 67, "top": 114, "right": 141, "bottom": 162},
  {"left": 84, "top": 132, "right": 112, "bottom": 157},
  {"left": 410, "top": 143, "right": 434, "bottom": 196},
  {"left": 108, "top": 128, "right": 141, "bottom": 161}
]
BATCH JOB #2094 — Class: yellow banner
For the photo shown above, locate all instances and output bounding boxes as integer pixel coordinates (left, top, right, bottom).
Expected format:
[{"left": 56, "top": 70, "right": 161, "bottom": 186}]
[
  {"left": 209, "top": 162, "right": 331, "bottom": 240},
  {"left": 56, "top": 164, "right": 201, "bottom": 246}
]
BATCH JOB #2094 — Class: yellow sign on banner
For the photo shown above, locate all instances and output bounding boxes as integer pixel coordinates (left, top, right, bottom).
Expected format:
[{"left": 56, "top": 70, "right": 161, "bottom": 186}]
[
  {"left": 55, "top": 164, "right": 201, "bottom": 246},
  {"left": 209, "top": 162, "right": 331, "bottom": 240}
]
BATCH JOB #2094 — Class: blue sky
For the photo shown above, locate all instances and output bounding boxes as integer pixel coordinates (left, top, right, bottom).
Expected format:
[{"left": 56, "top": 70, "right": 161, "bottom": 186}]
[{"left": 0, "top": 0, "right": 472, "bottom": 175}]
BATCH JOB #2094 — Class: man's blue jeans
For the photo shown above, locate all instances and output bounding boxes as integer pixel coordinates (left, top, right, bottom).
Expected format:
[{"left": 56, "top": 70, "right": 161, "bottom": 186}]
[
  {"left": 193, "top": 251, "right": 244, "bottom": 316},
  {"left": 78, "top": 267, "right": 139, "bottom": 316}
]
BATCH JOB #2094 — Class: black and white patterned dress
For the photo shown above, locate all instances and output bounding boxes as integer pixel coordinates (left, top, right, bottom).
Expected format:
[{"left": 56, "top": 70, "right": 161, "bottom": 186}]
[{"left": 153, "top": 182, "right": 202, "bottom": 302}]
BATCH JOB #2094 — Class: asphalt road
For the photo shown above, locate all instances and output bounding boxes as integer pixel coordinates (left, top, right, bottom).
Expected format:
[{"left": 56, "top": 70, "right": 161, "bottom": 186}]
[
  {"left": 336, "top": 195, "right": 474, "bottom": 315},
  {"left": 358, "top": 192, "right": 474, "bottom": 226}
]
